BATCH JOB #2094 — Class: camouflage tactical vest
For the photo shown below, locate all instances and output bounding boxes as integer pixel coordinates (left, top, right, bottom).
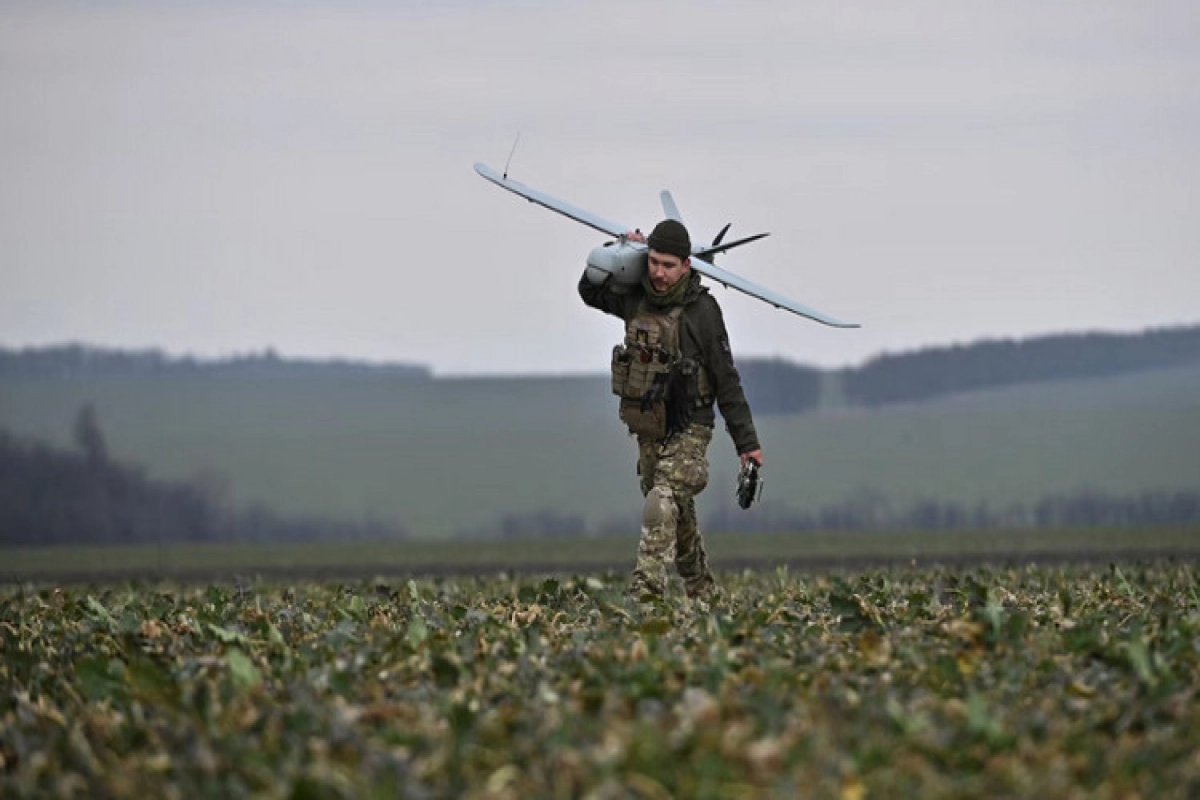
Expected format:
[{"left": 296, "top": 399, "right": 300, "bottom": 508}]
[{"left": 611, "top": 300, "right": 713, "bottom": 439}]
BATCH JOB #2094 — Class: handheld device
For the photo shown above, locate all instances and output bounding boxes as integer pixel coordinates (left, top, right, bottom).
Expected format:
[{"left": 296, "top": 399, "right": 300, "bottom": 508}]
[{"left": 736, "top": 461, "right": 763, "bottom": 510}]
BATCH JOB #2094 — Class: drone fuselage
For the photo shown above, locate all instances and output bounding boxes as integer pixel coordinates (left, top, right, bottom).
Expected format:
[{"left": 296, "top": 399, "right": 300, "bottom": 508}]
[{"left": 585, "top": 240, "right": 648, "bottom": 288}]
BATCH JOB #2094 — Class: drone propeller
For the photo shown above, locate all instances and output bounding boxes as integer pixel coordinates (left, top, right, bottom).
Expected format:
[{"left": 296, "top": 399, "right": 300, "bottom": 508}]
[
  {"left": 694, "top": 231, "right": 770, "bottom": 260},
  {"left": 711, "top": 223, "right": 731, "bottom": 248}
]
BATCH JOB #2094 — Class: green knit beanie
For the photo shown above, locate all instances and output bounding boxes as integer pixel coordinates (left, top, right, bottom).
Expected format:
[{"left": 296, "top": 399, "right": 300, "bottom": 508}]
[{"left": 647, "top": 219, "right": 691, "bottom": 259}]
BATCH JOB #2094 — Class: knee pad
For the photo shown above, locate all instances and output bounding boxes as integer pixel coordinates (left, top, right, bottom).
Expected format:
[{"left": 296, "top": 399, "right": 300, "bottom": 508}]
[{"left": 642, "top": 486, "right": 675, "bottom": 529}]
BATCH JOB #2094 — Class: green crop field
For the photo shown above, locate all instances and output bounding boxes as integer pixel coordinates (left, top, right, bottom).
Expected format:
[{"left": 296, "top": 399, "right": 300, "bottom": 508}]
[
  {"left": 2, "top": 562, "right": 1197, "bottom": 797},
  {"left": 2, "top": 365, "right": 1199, "bottom": 537}
]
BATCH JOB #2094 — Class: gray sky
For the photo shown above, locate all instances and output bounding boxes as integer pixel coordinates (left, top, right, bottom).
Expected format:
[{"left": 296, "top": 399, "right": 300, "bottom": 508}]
[{"left": 2, "top": 0, "right": 1198, "bottom": 374}]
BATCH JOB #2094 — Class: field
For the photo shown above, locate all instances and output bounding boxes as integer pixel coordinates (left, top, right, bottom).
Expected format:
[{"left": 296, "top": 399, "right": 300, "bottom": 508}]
[
  {"left": 2, "top": 526, "right": 1200, "bottom": 584},
  {"left": 3, "top": 561, "right": 1197, "bottom": 797},
  {"left": 2, "top": 364, "right": 1199, "bottom": 537}
]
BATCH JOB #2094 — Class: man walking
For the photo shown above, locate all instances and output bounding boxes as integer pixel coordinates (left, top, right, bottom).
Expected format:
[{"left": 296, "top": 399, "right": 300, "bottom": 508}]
[{"left": 579, "top": 219, "right": 763, "bottom": 605}]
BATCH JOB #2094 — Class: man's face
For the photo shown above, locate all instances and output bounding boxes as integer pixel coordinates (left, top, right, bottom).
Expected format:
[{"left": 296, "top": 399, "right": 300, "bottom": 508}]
[{"left": 647, "top": 249, "right": 690, "bottom": 293}]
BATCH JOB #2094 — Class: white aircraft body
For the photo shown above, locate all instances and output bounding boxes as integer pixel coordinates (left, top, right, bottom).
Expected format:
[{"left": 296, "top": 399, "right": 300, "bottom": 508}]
[{"left": 474, "top": 162, "right": 858, "bottom": 329}]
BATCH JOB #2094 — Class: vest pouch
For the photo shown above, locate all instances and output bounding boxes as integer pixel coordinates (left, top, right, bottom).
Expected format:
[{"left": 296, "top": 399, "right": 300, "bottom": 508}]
[
  {"left": 611, "top": 345, "right": 632, "bottom": 396},
  {"left": 626, "top": 346, "right": 673, "bottom": 399},
  {"left": 625, "top": 350, "right": 651, "bottom": 397},
  {"left": 619, "top": 398, "right": 667, "bottom": 439}
]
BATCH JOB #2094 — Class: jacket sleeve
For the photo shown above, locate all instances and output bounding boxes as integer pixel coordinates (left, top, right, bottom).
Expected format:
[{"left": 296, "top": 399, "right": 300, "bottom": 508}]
[
  {"left": 697, "top": 296, "right": 760, "bottom": 454},
  {"left": 578, "top": 271, "right": 637, "bottom": 321}
]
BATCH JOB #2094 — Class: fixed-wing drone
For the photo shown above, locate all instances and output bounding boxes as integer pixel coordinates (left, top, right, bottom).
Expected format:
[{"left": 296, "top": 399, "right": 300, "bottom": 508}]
[{"left": 474, "top": 162, "right": 858, "bottom": 328}]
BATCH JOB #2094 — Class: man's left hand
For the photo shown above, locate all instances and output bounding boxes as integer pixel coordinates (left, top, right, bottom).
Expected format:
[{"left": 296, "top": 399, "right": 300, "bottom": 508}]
[{"left": 740, "top": 450, "right": 763, "bottom": 468}]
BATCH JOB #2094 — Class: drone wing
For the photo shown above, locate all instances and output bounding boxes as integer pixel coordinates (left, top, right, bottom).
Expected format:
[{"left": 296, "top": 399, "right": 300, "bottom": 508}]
[
  {"left": 690, "top": 256, "right": 860, "bottom": 328},
  {"left": 474, "top": 163, "right": 629, "bottom": 237},
  {"left": 657, "top": 186, "right": 858, "bottom": 327},
  {"left": 476, "top": 162, "right": 859, "bottom": 328}
]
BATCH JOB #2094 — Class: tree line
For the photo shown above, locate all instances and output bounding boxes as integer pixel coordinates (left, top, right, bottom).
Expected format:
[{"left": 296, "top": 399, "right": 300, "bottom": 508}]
[
  {"left": 841, "top": 325, "right": 1200, "bottom": 407},
  {"left": 456, "top": 489, "right": 1200, "bottom": 537},
  {"left": 727, "top": 324, "right": 1200, "bottom": 414},
  {"left": 703, "top": 489, "right": 1200, "bottom": 535},
  {"left": 462, "top": 489, "right": 1200, "bottom": 540},
  {"left": 0, "top": 408, "right": 407, "bottom": 548},
  {"left": 0, "top": 344, "right": 431, "bottom": 381}
]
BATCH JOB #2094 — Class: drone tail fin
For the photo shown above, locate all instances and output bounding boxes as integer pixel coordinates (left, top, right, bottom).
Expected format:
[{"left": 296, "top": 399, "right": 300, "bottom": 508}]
[{"left": 660, "top": 190, "right": 683, "bottom": 222}]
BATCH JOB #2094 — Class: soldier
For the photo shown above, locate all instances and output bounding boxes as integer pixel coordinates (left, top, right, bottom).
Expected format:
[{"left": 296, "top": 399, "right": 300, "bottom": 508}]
[{"left": 579, "top": 218, "right": 764, "bottom": 605}]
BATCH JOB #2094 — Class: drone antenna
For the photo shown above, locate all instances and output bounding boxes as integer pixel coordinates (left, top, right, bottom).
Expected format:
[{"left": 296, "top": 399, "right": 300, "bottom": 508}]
[{"left": 503, "top": 133, "right": 521, "bottom": 180}]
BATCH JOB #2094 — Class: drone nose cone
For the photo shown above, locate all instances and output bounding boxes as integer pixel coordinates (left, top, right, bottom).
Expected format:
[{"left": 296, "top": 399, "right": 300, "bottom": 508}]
[{"left": 587, "top": 241, "right": 646, "bottom": 288}]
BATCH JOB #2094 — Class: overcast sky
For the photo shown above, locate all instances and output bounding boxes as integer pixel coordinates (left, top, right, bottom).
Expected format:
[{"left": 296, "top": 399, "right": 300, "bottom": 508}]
[{"left": 2, "top": 0, "right": 1198, "bottom": 374}]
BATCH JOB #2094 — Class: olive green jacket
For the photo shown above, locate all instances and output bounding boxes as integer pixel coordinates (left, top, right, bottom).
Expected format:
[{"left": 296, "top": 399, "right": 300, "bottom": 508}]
[{"left": 578, "top": 270, "right": 761, "bottom": 455}]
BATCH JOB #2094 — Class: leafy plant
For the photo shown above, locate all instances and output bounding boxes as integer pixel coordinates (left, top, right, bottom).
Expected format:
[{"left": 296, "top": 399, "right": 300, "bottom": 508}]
[{"left": 1, "top": 563, "right": 1197, "bottom": 796}]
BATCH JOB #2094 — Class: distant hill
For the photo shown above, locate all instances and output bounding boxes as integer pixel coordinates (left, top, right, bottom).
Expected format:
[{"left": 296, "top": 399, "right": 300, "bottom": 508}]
[
  {"left": 2, "top": 351, "right": 1198, "bottom": 539},
  {"left": 5, "top": 324, "right": 1199, "bottom": 413},
  {"left": 842, "top": 325, "right": 1200, "bottom": 408},
  {"left": 738, "top": 358, "right": 822, "bottom": 414},
  {"left": 3, "top": 369, "right": 1198, "bottom": 544},
  {"left": 2, "top": 324, "right": 1198, "bottom": 540}
]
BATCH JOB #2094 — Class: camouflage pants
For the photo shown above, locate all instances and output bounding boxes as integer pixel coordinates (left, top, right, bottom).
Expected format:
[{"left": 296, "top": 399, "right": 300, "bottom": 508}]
[{"left": 629, "top": 422, "right": 720, "bottom": 602}]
